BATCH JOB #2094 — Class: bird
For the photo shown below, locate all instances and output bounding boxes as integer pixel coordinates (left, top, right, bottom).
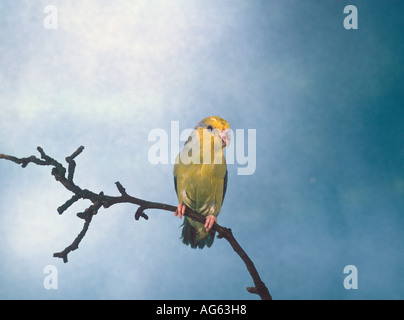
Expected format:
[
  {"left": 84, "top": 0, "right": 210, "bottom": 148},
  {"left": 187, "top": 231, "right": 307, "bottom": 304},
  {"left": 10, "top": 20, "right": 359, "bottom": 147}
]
[{"left": 174, "top": 116, "right": 231, "bottom": 249}]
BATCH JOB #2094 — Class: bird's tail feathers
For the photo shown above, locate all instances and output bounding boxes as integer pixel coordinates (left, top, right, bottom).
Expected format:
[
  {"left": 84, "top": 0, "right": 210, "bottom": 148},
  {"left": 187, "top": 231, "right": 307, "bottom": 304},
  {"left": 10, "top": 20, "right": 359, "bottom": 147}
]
[{"left": 181, "top": 217, "right": 215, "bottom": 249}]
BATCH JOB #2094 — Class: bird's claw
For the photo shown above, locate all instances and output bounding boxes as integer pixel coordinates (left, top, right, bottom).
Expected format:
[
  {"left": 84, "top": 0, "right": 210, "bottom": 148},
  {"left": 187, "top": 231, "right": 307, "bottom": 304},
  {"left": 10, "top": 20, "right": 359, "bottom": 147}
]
[
  {"left": 204, "top": 215, "right": 217, "bottom": 232},
  {"left": 175, "top": 204, "right": 186, "bottom": 219}
]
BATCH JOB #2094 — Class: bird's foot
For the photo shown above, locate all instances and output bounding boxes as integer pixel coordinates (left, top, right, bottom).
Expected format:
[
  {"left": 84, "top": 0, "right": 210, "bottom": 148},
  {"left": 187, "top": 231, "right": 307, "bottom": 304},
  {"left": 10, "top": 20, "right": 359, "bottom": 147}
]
[
  {"left": 204, "top": 215, "right": 217, "bottom": 232},
  {"left": 175, "top": 204, "right": 187, "bottom": 219}
]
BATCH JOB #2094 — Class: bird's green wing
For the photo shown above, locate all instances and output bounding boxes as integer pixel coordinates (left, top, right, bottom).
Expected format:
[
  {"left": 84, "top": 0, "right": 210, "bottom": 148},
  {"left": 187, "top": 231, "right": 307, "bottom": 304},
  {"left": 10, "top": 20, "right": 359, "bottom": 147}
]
[{"left": 222, "top": 170, "right": 228, "bottom": 204}]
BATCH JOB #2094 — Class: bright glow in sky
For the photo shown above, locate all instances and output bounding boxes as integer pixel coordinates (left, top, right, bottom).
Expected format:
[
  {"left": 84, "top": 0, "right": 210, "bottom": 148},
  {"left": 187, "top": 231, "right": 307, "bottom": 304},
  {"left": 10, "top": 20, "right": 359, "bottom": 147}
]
[{"left": 1, "top": 0, "right": 403, "bottom": 300}]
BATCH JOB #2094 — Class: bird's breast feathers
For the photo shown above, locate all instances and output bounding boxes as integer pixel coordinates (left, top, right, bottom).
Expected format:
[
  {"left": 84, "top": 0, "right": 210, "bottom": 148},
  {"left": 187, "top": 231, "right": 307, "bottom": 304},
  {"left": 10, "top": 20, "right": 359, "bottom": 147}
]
[{"left": 174, "top": 159, "right": 226, "bottom": 216}]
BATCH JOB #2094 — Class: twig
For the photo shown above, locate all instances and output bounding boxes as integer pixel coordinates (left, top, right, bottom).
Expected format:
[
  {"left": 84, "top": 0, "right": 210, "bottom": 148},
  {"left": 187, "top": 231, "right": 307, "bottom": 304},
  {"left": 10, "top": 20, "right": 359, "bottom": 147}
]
[{"left": 0, "top": 147, "right": 272, "bottom": 300}]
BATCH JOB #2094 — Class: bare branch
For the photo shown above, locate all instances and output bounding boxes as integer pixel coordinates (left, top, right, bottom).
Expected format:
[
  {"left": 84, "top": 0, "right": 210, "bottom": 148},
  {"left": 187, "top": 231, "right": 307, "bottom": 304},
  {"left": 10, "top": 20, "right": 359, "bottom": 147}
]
[
  {"left": 53, "top": 210, "right": 94, "bottom": 263},
  {"left": 65, "top": 146, "right": 84, "bottom": 182},
  {"left": 0, "top": 147, "right": 272, "bottom": 300},
  {"left": 0, "top": 153, "right": 47, "bottom": 168}
]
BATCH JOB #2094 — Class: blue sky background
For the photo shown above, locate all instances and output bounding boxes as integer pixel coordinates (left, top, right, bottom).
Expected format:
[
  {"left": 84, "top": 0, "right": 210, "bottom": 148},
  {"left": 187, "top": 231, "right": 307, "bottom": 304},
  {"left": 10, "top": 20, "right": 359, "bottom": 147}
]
[{"left": 0, "top": 0, "right": 403, "bottom": 299}]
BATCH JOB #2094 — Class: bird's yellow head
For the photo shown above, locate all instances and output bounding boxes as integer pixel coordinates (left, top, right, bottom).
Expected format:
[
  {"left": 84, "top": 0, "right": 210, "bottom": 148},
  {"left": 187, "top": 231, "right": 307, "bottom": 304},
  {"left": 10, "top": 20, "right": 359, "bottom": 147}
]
[{"left": 195, "top": 116, "right": 231, "bottom": 148}]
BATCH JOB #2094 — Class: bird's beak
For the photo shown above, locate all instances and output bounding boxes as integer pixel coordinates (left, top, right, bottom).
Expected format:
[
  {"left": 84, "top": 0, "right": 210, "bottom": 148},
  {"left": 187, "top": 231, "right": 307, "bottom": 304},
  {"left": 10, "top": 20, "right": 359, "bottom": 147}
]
[{"left": 219, "top": 129, "right": 231, "bottom": 147}]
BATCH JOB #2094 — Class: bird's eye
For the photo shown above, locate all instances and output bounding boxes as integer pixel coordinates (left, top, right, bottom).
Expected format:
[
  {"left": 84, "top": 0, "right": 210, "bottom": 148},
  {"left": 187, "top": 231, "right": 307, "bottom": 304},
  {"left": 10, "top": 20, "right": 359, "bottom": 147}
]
[{"left": 207, "top": 125, "right": 213, "bottom": 131}]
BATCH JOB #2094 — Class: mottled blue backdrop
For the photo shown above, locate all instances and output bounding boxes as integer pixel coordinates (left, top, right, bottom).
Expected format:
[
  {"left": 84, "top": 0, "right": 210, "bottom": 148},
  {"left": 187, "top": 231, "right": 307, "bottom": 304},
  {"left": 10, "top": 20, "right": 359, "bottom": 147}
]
[{"left": 0, "top": 0, "right": 403, "bottom": 299}]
